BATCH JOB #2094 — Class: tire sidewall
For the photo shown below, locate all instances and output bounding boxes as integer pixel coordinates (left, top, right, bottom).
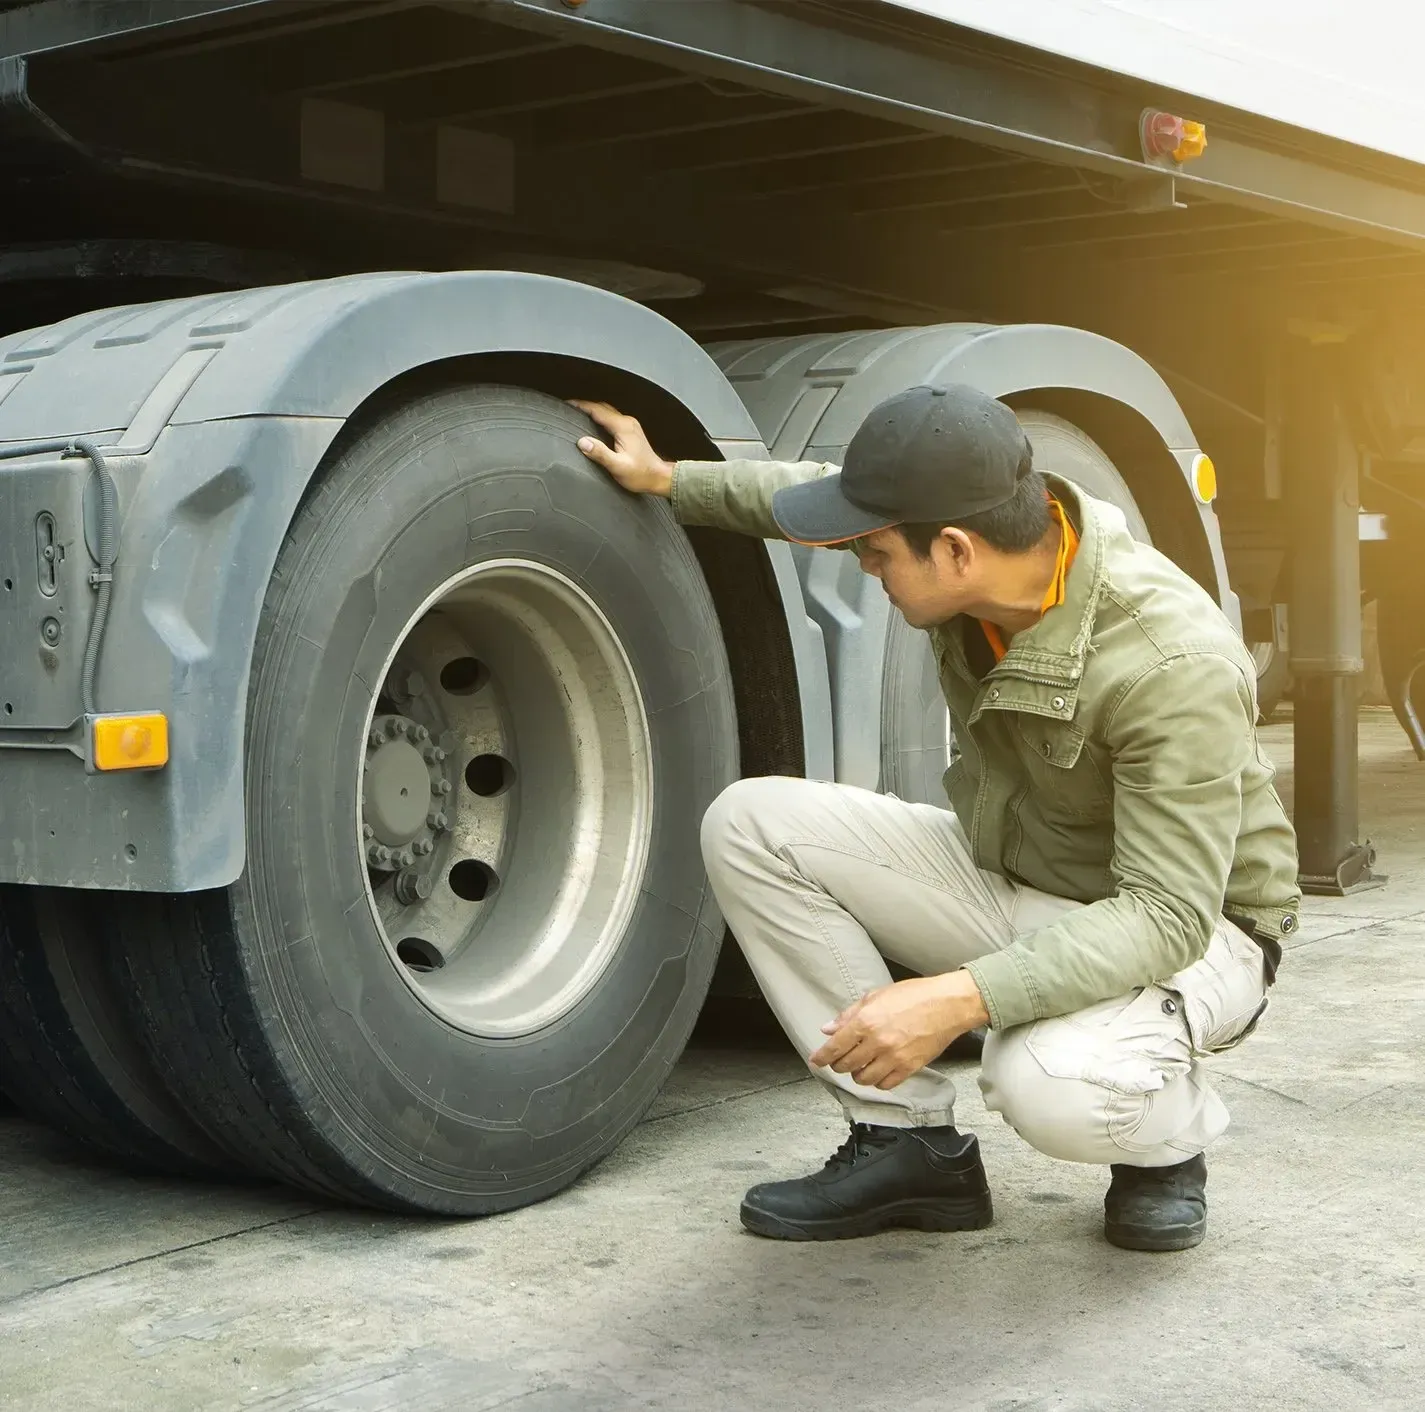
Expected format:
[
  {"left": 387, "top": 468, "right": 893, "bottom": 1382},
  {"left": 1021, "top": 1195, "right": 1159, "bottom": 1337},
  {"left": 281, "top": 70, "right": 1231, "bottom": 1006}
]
[{"left": 235, "top": 387, "right": 735, "bottom": 1209}]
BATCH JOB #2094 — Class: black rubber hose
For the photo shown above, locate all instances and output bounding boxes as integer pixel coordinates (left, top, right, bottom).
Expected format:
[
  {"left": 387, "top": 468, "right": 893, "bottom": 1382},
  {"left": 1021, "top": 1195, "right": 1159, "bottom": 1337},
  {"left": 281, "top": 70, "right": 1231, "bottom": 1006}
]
[
  {"left": 0, "top": 436, "right": 117, "bottom": 715},
  {"left": 70, "top": 439, "right": 116, "bottom": 717}
]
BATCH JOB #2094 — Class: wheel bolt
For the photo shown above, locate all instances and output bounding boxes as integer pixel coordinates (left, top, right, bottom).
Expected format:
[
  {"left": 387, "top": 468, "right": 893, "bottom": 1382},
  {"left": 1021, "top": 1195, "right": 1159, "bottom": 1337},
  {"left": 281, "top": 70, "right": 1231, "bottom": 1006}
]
[
  {"left": 394, "top": 868, "right": 434, "bottom": 905},
  {"left": 413, "top": 838, "right": 433, "bottom": 856},
  {"left": 368, "top": 842, "right": 391, "bottom": 866},
  {"left": 385, "top": 717, "right": 402, "bottom": 738},
  {"left": 437, "top": 779, "right": 452, "bottom": 796},
  {"left": 362, "top": 823, "right": 374, "bottom": 839},
  {"left": 368, "top": 729, "right": 384, "bottom": 749},
  {"left": 397, "top": 848, "right": 415, "bottom": 868},
  {"left": 428, "top": 810, "right": 448, "bottom": 831},
  {"left": 407, "top": 723, "right": 429, "bottom": 744}
]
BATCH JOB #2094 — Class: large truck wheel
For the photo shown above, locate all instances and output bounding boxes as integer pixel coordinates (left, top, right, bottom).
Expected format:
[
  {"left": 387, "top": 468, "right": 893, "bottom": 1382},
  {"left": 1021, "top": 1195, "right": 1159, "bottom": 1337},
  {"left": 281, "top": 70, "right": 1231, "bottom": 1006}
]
[
  {"left": 0, "top": 886, "right": 227, "bottom": 1173},
  {"left": 113, "top": 386, "right": 738, "bottom": 1214}
]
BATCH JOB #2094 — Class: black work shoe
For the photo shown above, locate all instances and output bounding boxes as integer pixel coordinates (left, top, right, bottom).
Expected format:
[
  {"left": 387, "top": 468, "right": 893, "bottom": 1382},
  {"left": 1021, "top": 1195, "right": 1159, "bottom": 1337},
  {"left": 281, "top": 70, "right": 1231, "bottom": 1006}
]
[
  {"left": 1103, "top": 1154, "right": 1208, "bottom": 1252},
  {"left": 739, "top": 1123, "right": 993, "bottom": 1241}
]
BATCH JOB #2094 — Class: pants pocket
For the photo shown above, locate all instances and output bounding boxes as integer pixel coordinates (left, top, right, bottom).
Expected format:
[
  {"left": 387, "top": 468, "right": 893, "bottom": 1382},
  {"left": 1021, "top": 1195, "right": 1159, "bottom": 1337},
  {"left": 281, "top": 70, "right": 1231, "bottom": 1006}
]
[
  {"left": 1164, "top": 921, "right": 1269, "bottom": 1056},
  {"left": 1022, "top": 986, "right": 1188, "bottom": 1097}
]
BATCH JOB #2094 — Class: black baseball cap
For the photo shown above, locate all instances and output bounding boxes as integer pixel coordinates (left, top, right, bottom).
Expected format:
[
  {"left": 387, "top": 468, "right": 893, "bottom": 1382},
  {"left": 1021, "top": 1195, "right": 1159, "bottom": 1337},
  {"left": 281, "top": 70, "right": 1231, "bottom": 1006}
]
[{"left": 771, "top": 383, "right": 1033, "bottom": 546}]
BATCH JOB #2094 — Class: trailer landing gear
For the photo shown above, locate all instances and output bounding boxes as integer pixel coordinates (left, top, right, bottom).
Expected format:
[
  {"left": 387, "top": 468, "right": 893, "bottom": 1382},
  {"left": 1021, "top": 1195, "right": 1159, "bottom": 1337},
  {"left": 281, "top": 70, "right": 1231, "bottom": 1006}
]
[{"left": 1285, "top": 337, "right": 1387, "bottom": 896}]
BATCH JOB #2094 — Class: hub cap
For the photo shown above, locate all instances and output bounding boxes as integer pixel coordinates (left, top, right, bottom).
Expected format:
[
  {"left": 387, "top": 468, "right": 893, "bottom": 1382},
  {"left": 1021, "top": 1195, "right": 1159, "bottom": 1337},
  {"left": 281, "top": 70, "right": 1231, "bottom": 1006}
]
[{"left": 357, "top": 559, "right": 653, "bottom": 1038}]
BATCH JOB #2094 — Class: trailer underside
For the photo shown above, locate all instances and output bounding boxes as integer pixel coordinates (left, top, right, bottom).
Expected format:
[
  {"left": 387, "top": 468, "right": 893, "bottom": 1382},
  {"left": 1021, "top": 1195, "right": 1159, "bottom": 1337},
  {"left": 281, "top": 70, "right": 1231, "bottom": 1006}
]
[{"left": 3, "top": 0, "right": 1422, "bottom": 890}]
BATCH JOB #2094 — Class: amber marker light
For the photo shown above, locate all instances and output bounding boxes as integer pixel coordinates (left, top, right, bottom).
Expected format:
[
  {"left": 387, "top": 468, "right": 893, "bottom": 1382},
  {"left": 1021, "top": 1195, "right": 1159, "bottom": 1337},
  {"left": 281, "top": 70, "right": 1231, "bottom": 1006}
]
[
  {"left": 1173, "top": 120, "right": 1208, "bottom": 162},
  {"left": 91, "top": 712, "right": 170, "bottom": 771},
  {"left": 1191, "top": 453, "right": 1218, "bottom": 505},
  {"left": 1141, "top": 109, "right": 1208, "bottom": 164}
]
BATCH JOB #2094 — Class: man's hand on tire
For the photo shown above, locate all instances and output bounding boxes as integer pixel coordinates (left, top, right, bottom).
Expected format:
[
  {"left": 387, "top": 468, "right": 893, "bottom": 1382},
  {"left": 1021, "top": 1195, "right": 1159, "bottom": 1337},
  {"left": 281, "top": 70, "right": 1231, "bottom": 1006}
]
[
  {"left": 572, "top": 401, "right": 675, "bottom": 497},
  {"left": 809, "top": 973, "right": 991, "bottom": 1090}
]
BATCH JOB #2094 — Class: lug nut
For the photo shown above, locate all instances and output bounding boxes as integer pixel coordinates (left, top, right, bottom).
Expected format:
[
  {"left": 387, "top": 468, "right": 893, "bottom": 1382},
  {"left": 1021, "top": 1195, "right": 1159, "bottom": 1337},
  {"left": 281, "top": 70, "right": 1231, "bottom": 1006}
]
[
  {"left": 368, "top": 729, "right": 384, "bottom": 749},
  {"left": 394, "top": 868, "right": 434, "bottom": 905},
  {"left": 385, "top": 717, "right": 403, "bottom": 738},
  {"left": 368, "top": 842, "right": 391, "bottom": 867},
  {"left": 397, "top": 848, "right": 415, "bottom": 869},
  {"left": 362, "top": 823, "right": 374, "bottom": 839},
  {"left": 406, "top": 723, "right": 429, "bottom": 744},
  {"left": 437, "top": 779, "right": 452, "bottom": 796},
  {"left": 413, "top": 838, "right": 433, "bottom": 856},
  {"left": 428, "top": 810, "right": 448, "bottom": 831},
  {"left": 423, "top": 745, "right": 446, "bottom": 764}
]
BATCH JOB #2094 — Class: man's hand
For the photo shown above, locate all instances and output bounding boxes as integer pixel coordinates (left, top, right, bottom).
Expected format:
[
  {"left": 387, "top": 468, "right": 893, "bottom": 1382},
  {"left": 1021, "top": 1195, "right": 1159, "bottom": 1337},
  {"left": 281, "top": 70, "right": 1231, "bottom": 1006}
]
[
  {"left": 571, "top": 400, "right": 676, "bottom": 497},
  {"left": 809, "top": 972, "right": 990, "bottom": 1091}
]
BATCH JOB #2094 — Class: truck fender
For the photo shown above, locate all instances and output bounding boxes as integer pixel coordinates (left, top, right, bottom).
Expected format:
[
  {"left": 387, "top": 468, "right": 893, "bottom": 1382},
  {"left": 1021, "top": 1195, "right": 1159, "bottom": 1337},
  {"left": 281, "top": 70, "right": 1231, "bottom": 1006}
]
[
  {"left": 711, "top": 323, "right": 1227, "bottom": 790},
  {"left": 0, "top": 272, "right": 831, "bottom": 890}
]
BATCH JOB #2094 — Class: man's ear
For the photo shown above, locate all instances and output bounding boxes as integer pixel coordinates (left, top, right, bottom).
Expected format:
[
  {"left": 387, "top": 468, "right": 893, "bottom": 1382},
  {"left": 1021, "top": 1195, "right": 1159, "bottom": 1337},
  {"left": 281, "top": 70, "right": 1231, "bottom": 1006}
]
[{"left": 939, "top": 527, "right": 975, "bottom": 573}]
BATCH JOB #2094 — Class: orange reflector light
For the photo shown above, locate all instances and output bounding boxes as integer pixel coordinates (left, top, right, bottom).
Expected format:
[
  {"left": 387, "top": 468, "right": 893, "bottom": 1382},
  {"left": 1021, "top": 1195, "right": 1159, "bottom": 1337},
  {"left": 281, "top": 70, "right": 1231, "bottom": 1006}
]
[
  {"left": 1192, "top": 453, "right": 1217, "bottom": 504},
  {"left": 1141, "top": 109, "right": 1208, "bottom": 163},
  {"left": 1173, "top": 120, "right": 1208, "bottom": 163},
  {"left": 92, "top": 712, "right": 169, "bottom": 771}
]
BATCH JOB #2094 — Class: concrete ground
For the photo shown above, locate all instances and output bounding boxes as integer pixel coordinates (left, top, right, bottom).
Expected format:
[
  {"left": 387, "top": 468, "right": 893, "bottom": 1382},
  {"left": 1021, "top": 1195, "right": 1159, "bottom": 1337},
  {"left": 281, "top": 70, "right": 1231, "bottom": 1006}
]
[{"left": 1, "top": 712, "right": 1421, "bottom": 1411}]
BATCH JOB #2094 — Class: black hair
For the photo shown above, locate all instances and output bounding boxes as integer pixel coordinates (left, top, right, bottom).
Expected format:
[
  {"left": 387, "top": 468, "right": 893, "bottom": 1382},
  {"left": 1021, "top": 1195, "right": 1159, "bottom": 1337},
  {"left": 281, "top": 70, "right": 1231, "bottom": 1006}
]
[{"left": 898, "top": 466, "right": 1051, "bottom": 558}]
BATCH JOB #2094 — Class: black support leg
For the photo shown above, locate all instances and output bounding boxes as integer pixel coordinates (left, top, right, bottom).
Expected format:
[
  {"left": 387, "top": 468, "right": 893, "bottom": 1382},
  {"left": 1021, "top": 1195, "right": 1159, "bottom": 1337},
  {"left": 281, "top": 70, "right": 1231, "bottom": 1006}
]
[{"left": 1284, "top": 336, "right": 1384, "bottom": 895}]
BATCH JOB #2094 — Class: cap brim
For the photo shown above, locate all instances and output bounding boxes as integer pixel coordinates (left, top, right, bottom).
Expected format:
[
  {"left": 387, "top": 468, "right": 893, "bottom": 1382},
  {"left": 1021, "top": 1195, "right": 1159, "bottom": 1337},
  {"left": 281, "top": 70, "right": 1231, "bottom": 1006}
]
[{"left": 771, "top": 474, "right": 900, "bottom": 547}]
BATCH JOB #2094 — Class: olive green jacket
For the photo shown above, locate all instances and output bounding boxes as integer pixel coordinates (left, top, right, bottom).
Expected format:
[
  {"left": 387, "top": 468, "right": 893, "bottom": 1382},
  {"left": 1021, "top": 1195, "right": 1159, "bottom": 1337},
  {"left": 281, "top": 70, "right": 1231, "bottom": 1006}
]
[{"left": 672, "top": 457, "right": 1302, "bottom": 1030}]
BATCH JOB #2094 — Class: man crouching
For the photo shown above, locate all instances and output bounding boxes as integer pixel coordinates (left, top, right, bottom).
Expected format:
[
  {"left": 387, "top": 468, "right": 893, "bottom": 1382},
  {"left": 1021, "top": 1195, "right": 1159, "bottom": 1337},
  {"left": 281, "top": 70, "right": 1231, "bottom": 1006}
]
[{"left": 575, "top": 383, "right": 1300, "bottom": 1252}]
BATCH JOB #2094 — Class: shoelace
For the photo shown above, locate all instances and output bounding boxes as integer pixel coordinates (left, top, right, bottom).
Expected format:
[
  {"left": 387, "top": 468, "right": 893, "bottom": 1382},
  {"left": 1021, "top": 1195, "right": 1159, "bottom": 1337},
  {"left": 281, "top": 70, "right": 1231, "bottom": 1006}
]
[{"left": 822, "top": 1122, "right": 900, "bottom": 1173}]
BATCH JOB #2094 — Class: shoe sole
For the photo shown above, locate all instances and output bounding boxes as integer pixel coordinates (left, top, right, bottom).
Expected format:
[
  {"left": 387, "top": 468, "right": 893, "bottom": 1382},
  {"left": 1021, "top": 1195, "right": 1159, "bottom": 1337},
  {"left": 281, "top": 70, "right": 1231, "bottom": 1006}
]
[
  {"left": 740, "top": 1195, "right": 993, "bottom": 1242},
  {"left": 1103, "top": 1217, "right": 1206, "bottom": 1252}
]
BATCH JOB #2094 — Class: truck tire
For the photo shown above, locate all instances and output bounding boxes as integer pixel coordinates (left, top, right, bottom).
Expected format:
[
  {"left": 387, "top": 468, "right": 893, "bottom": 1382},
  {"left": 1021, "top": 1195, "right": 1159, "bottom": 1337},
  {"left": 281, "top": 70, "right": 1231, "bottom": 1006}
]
[
  {"left": 1250, "top": 639, "right": 1291, "bottom": 722},
  {"left": 1377, "top": 537, "right": 1425, "bottom": 757},
  {"left": 0, "top": 886, "right": 227, "bottom": 1174},
  {"left": 880, "top": 409, "right": 1151, "bottom": 803},
  {"left": 112, "top": 386, "right": 738, "bottom": 1213}
]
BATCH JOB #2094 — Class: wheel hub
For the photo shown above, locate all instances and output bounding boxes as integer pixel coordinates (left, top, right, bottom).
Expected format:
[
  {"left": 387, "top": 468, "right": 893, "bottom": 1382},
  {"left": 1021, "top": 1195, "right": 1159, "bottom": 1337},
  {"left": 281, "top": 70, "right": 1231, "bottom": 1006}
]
[
  {"left": 356, "top": 558, "right": 653, "bottom": 1038},
  {"left": 362, "top": 712, "right": 452, "bottom": 877}
]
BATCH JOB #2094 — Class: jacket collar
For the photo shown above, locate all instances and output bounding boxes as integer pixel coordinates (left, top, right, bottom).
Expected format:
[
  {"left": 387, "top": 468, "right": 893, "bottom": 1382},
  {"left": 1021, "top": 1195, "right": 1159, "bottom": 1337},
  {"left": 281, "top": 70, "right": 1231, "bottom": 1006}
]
[{"left": 956, "top": 475, "right": 1125, "bottom": 718}]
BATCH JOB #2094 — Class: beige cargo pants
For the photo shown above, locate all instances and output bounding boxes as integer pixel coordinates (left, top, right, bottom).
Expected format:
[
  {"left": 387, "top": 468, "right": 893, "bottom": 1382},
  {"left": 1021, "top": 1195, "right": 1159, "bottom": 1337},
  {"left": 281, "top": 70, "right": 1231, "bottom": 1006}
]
[{"left": 701, "top": 777, "right": 1269, "bottom": 1168}]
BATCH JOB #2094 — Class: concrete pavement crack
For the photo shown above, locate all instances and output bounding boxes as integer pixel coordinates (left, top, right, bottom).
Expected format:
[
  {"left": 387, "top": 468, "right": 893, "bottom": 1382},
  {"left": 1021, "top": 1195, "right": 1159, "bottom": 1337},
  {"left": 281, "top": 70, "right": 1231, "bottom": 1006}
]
[
  {"left": 1329, "top": 1081, "right": 1401, "bottom": 1115},
  {"left": 1214, "top": 1070, "right": 1311, "bottom": 1106},
  {"left": 0, "top": 1208, "right": 326, "bottom": 1310},
  {"left": 643, "top": 1074, "right": 810, "bottom": 1125}
]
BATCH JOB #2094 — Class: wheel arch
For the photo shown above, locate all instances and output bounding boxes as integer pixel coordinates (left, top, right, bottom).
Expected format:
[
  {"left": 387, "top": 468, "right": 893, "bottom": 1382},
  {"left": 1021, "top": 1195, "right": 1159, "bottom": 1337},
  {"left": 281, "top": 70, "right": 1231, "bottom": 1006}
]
[{"left": 0, "top": 272, "right": 826, "bottom": 891}]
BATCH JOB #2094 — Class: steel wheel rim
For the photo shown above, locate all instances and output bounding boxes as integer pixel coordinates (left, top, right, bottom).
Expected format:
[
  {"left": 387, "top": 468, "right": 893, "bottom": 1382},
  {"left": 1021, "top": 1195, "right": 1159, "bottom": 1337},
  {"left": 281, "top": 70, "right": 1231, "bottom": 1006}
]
[{"left": 357, "top": 558, "right": 653, "bottom": 1038}]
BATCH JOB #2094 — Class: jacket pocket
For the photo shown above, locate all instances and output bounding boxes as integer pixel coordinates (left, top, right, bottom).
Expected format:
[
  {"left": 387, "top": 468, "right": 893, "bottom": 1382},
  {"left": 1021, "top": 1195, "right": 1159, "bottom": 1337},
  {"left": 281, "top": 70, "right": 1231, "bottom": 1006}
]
[
  {"left": 1015, "top": 717, "right": 1087, "bottom": 769},
  {"left": 1013, "top": 719, "right": 1112, "bottom": 818},
  {"left": 1163, "top": 921, "right": 1269, "bottom": 1056}
]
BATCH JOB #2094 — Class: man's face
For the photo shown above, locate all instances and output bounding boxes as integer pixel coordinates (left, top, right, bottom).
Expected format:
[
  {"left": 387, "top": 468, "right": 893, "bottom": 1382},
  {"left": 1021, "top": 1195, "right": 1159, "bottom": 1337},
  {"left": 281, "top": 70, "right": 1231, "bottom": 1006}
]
[{"left": 852, "top": 526, "right": 978, "bottom": 629}]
